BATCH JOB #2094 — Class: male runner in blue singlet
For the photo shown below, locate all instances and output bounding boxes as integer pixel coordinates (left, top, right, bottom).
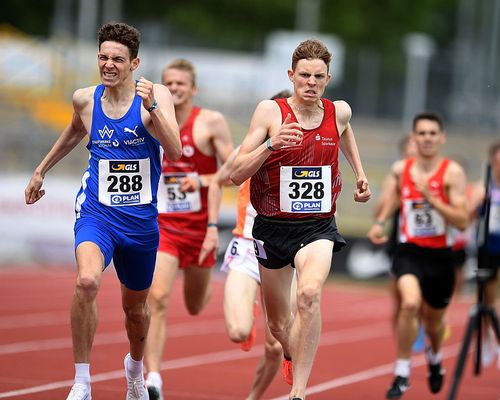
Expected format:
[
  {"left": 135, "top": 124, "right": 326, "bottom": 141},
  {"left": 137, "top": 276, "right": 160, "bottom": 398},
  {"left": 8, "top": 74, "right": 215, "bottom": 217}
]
[{"left": 24, "top": 22, "right": 181, "bottom": 400}]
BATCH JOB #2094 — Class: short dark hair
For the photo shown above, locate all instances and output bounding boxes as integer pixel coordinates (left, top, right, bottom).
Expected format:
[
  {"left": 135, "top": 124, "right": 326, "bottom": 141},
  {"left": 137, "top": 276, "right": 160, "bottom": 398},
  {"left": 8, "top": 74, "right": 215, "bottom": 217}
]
[
  {"left": 98, "top": 22, "right": 140, "bottom": 59},
  {"left": 291, "top": 39, "right": 332, "bottom": 71},
  {"left": 412, "top": 112, "right": 444, "bottom": 131},
  {"left": 489, "top": 141, "right": 500, "bottom": 160}
]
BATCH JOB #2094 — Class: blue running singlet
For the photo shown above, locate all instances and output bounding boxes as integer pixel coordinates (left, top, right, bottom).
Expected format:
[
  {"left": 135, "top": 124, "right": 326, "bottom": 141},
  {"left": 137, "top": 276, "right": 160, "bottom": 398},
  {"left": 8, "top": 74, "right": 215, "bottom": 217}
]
[{"left": 74, "top": 84, "right": 161, "bottom": 234}]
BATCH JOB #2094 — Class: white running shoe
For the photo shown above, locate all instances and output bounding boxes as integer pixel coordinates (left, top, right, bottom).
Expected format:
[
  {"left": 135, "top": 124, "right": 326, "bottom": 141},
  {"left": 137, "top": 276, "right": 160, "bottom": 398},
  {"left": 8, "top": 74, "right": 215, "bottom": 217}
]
[
  {"left": 66, "top": 383, "right": 91, "bottom": 400},
  {"left": 124, "top": 353, "right": 149, "bottom": 400}
]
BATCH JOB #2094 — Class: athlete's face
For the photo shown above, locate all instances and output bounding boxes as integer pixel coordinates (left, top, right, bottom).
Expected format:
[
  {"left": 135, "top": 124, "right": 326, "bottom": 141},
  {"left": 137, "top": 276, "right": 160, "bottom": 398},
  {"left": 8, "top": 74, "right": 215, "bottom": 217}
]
[
  {"left": 288, "top": 59, "right": 331, "bottom": 103},
  {"left": 162, "top": 68, "right": 197, "bottom": 108},
  {"left": 98, "top": 41, "right": 139, "bottom": 87},
  {"left": 412, "top": 119, "right": 445, "bottom": 159}
]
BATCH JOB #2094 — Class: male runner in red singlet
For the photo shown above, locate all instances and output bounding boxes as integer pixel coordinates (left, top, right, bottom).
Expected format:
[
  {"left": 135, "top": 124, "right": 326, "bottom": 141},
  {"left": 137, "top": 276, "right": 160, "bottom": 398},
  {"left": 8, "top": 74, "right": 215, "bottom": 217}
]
[
  {"left": 367, "top": 112, "right": 468, "bottom": 399},
  {"left": 145, "top": 59, "right": 234, "bottom": 399},
  {"left": 199, "top": 90, "right": 292, "bottom": 400},
  {"left": 230, "top": 40, "right": 371, "bottom": 400}
]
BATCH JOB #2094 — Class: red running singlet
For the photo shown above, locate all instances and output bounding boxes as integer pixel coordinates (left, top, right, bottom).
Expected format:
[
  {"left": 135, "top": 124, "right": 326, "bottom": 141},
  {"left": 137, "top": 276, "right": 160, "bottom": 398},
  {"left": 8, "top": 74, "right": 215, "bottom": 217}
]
[
  {"left": 250, "top": 98, "right": 342, "bottom": 219},
  {"left": 399, "top": 158, "right": 452, "bottom": 248},
  {"left": 157, "top": 107, "right": 217, "bottom": 235}
]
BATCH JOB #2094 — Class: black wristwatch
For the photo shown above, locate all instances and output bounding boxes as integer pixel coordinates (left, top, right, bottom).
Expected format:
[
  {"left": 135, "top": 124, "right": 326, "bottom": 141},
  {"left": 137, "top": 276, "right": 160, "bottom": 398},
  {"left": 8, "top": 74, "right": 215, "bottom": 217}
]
[{"left": 147, "top": 100, "right": 158, "bottom": 112}]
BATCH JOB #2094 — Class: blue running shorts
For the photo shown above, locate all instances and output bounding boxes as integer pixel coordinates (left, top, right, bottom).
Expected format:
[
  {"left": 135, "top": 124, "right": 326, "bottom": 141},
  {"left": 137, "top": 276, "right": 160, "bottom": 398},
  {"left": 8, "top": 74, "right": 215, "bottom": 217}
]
[{"left": 74, "top": 216, "right": 159, "bottom": 291}]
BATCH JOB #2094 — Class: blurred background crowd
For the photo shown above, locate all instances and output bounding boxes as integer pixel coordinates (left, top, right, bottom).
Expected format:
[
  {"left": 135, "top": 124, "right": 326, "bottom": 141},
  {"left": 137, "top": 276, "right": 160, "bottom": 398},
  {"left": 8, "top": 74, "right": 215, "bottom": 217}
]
[{"left": 0, "top": 0, "right": 499, "bottom": 279}]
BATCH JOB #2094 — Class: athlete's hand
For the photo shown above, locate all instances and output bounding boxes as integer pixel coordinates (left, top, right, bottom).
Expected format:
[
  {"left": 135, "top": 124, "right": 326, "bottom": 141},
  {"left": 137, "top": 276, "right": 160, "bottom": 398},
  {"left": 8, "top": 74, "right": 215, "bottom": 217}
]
[
  {"left": 179, "top": 176, "right": 201, "bottom": 193},
  {"left": 367, "top": 223, "right": 387, "bottom": 245},
  {"left": 199, "top": 227, "right": 219, "bottom": 265},
  {"left": 136, "top": 77, "right": 155, "bottom": 111},
  {"left": 25, "top": 173, "right": 45, "bottom": 204},
  {"left": 269, "top": 113, "right": 303, "bottom": 150},
  {"left": 354, "top": 178, "right": 371, "bottom": 202}
]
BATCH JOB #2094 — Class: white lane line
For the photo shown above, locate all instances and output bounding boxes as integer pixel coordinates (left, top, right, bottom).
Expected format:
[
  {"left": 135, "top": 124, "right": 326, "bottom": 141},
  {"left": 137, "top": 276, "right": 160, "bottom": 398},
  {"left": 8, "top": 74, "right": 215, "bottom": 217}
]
[
  {"left": 0, "top": 347, "right": 258, "bottom": 398},
  {"left": 0, "top": 299, "right": 395, "bottom": 356},
  {"left": 268, "top": 344, "right": 462, "bottom": 400},
  {"left": 0, "top": 294, "right": 392, "bottom": 330},
  {"left": 0, "top": 318, "right": 227, "bottom": 355},
  {"left": 0, "top": 322, "right": 392, "bottom": 398}
]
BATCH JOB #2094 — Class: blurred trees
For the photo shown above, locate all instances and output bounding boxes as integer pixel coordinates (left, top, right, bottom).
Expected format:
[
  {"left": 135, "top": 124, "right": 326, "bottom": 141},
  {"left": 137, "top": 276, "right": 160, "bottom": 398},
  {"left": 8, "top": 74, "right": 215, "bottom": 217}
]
[{"left": 1, "top": 0, "right": 458, "bottom": 52}]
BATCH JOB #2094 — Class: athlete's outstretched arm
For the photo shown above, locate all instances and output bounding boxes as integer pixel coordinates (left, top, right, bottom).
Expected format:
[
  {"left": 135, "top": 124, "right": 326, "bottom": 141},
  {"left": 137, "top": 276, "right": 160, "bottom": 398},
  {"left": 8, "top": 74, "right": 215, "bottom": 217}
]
[
  {"left": 230, "top": 100, "right": 301, "bottom": 185},
  {"left": 336, "top": 101, "right": 371, "bottom": 203},
  {"left": 25, "top": 89, "right": 89, "bottom": 204},
  {"left": 138, "top": 78, "right": 181, "bottom": 161},
  {"left": 179, "top": 110, "right": 234, "bottom": 193},
  {"left": 367, "top": 160, "right": 404, "bottom": 244},
  {"left": 198, "top": 148, "right": 240, "bottom": 265}
]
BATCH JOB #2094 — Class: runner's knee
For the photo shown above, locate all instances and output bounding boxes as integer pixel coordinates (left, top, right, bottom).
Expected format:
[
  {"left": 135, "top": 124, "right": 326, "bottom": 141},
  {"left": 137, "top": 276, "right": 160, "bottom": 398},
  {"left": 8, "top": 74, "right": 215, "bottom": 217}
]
[
  {"left": 226, "top": 324, "right": 249, "bottom": 343},
  {"left": 399, "top": 299, "right": 420, "bottom": 317},
  {"left": 296, "top": 283, "right": 321, "bottom": 315},
  {"left": 75, "top": 274, "right": 100, "bottom": 301},
  {"left": 185, "top": 293, "right": 210, "bottom": 315},
  {"left": 123, "top": 301, "right": 149, "bottom": 324},
  {"left": 147, "top": 287, "right": 172, "bottom": 314},
  {"left": 264, "top": 339, "right": 283, "bottom": 359}
]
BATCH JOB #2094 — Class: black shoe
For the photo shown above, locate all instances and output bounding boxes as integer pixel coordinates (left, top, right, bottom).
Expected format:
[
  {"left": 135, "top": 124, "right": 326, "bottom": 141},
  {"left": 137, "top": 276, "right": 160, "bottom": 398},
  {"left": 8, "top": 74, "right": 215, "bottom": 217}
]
[
  {"left": 386, "top": 376, "right": 410, "bottom": 399},
  {"left": 147, "top": 385, "right": 163, "bottom": 400},
  {"left": 428, "top": 363, "right": 445, "bottom": 393}
]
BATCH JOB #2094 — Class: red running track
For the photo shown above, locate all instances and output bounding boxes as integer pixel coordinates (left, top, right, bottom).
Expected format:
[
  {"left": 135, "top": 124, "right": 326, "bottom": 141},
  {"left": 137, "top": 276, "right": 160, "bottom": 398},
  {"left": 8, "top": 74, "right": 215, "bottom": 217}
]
[{"left": 0, "top": 267, "right": 498, "bottom": 399}]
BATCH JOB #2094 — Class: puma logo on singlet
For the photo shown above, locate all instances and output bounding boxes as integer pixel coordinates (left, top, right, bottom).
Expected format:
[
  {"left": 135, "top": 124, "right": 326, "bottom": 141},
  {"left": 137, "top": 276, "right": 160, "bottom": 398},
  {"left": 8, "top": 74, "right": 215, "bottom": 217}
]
[{"left": 124, "top": 126, "right": 139, "bottom": 137}]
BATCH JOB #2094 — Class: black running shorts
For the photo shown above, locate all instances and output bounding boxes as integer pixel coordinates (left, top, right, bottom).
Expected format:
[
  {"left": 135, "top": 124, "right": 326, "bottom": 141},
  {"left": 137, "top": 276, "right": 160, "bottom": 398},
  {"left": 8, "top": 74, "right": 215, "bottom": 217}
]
[
  {"left": 252, "top": 214, "right": 346, "bottom": 270},
  {"left": 392, "top": 243, "right": 455, "bottom": 309},
  {"left": 452, "top": 248, "right": 466, "bottom": 269},
  {"left": 477, "top": 246, "right": 500, "bottom": 282}
]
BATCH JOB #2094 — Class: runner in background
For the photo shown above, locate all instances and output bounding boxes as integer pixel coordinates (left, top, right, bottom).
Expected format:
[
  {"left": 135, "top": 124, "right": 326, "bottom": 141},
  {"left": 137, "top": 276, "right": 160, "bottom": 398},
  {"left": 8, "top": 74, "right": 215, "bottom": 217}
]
[
  {"left": 199, "top": 90, "right": 293, "bottom": 400},
  {"left": 145, "top": 59, "right": 234, "bottom": 400},
  {"left": 368, "top": 112, "right": 468, "bottom": 399}
]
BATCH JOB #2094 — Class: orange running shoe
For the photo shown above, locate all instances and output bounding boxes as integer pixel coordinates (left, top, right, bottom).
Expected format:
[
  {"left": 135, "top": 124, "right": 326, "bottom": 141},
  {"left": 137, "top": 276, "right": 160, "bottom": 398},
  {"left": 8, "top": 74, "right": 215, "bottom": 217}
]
[
  {"left": 240, "top": 303, "right": 258, "bottom": 352},
  {"left": 282, "top": 356, "right": 293, "bottom": 385}
]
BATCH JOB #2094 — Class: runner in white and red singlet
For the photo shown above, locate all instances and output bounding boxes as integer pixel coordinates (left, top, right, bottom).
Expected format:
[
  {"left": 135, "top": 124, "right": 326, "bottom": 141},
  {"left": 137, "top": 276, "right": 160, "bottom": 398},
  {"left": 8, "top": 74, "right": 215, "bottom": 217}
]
[
  {"left": 145, "top": 59, "right": 233, "bottom": 400},
  {"left": 368, "top": 112, "right": 468, "bottom": 399},
  {"left": 230, "top": 39, "right": 371, "bottom": 400}
]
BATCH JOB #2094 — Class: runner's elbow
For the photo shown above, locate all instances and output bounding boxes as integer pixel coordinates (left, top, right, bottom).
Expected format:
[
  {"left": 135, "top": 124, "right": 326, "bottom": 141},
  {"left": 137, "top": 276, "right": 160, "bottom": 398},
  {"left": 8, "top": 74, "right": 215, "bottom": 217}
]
[
  {"left": 165, "top": 147, "right": 182, "bottom": 161},
  {"left": 230, "top": 171, "right": 244, "bottom": 186}
]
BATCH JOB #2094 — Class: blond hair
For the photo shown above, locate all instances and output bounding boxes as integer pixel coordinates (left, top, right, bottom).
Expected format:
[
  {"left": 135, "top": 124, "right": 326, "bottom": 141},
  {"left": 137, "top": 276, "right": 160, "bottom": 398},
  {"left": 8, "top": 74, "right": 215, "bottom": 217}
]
[{"left": 163, "top": 58, "right": 196, "bottom": 86}]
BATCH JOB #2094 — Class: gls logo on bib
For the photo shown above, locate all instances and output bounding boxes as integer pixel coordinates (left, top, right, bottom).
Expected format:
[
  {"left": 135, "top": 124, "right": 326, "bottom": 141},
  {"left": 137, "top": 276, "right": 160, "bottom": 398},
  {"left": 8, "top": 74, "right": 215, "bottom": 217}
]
[
  {"left": 292, "top": 167, "right": 322, "bottom": 179},
  {"left": 110, "top": 161, "right": 139, "bottom": 173}
]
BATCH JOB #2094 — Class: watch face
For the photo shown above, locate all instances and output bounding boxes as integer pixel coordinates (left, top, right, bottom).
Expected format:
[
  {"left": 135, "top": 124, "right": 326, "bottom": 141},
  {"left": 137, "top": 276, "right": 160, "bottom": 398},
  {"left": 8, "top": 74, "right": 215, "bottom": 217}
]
[{"left": 148, "top": 101, "right": 158, "bottom": 112}]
